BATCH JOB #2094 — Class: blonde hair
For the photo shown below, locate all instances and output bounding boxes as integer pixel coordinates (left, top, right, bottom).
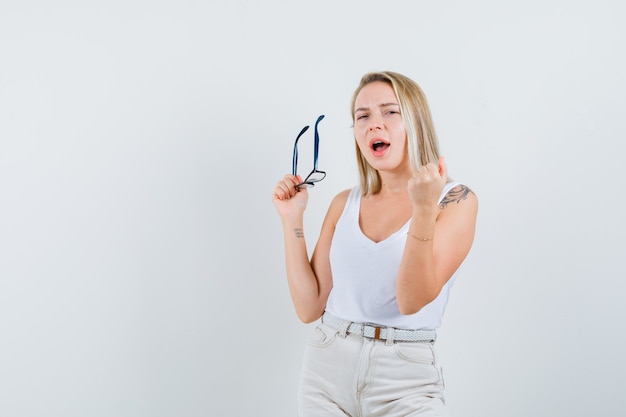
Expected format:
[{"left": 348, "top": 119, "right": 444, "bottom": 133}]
[{"left": 350, "top": 71, "right": 441, "bottom": 196}]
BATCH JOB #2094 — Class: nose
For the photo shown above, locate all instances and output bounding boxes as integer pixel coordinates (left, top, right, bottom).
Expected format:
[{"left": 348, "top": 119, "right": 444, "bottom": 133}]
[{"left": 368, "top": 116, "right": 383, "bottom": 131}]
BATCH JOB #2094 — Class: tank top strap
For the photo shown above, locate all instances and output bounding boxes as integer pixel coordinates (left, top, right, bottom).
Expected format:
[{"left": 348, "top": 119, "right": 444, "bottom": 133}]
[
  {"left": 438, "top": 181, "right": 461, "bottom": 204},
  {"left": 343, "top": 186, "right": 362, "bottom": 215}
]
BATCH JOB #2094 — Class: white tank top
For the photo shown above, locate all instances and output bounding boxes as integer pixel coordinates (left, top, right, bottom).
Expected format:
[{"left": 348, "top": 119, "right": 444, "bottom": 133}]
[{"left": 325, "top": 182, "right": 461, "bottom": 330}]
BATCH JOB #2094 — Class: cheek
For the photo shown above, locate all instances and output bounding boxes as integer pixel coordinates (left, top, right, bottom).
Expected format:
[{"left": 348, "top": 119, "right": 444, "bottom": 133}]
[
  {"left": 354, "top": 128, "right": 368, "bottom": 146},
  {"left": 355, "top": 137, "right": 368, "bottom": 154},
  {"left": 393, "top": 126, "right": 408, "bottom": 146}
]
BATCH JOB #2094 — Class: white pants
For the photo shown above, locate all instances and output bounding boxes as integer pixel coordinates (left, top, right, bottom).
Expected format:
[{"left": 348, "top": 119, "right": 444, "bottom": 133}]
[{"left": 298, "top": 321, "right": 447, "bottom": 417}]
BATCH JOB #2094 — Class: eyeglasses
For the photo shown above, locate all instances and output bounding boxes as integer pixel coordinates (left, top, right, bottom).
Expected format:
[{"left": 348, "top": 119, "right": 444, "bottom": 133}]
[{"left": 292, "top": 114, "right": 326, "bottom": 188}]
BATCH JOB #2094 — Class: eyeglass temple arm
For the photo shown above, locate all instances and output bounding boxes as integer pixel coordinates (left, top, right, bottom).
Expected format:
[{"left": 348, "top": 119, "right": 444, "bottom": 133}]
[
  {"left": 292, "top": 125, "right": 310, "bottom": 176},
  {"left": 313, "top": 114, "right": 325, "bottom": 170}
]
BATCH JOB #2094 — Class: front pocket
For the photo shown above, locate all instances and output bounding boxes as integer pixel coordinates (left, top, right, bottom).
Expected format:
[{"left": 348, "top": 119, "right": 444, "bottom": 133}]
[
  {"left": 392, "top": 342, "right": 441, "bottom": 388},
  {"left": 393, "top": 341, "right": 436, "bottom": 364}
]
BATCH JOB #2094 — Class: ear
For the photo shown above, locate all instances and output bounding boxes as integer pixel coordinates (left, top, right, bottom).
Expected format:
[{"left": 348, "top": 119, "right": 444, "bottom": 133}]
[{"left": 438, "top": 156, "right": 448, "bottom": 182}]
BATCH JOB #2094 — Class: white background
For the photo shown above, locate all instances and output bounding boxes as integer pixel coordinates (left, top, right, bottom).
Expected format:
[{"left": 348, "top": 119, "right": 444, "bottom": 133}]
[{"left": 1, "top": 1, "right": 625, "bottom": 416}]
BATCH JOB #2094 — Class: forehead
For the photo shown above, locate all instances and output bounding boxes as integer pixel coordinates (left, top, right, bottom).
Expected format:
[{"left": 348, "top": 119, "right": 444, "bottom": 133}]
[{"left": 355, "top": 81, "right": 398, "bottom": 107}]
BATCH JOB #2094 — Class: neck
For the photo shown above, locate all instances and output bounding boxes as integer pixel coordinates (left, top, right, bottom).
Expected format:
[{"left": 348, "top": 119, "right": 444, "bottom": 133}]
[{"left": 378, "top": 170, "right": 411, "bottom": 195}]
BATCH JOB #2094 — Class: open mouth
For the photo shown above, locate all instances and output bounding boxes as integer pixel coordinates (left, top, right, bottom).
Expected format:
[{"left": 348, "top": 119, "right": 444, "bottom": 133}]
[{"left": 371, "top": 140, "right": 390, "bottom": 152}]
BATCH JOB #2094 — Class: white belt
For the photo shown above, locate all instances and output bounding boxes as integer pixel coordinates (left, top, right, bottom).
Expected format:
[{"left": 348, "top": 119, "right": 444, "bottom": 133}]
[{"left": 322, "top": 312, "right": 436, "bottom": 343}]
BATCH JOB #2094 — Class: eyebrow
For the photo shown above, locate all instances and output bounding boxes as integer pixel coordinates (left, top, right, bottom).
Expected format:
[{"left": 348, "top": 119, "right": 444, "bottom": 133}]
[{"left": 354, "top": 102, "right": 400, "bottom": 113}]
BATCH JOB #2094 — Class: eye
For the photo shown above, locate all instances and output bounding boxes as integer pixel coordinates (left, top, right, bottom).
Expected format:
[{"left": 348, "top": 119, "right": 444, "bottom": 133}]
[{"left": 356, "top": 114, "right": 369, "bottom": 120}]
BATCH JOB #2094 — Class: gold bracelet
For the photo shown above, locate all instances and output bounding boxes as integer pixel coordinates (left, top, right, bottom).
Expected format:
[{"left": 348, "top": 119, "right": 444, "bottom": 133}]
[{"left": 407, "top": 232, "right": 433, "bottom": 242}]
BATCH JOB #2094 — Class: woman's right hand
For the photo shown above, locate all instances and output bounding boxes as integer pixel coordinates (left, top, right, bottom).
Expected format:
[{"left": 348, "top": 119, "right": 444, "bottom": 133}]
[{"left": 272, "top": 174, "right": 309, "bottom": 219}]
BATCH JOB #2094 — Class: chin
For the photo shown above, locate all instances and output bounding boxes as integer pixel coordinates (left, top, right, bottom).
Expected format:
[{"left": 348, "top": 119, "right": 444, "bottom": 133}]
[{"left": 369, "top": 157, "right": 403, "bottom": 171}]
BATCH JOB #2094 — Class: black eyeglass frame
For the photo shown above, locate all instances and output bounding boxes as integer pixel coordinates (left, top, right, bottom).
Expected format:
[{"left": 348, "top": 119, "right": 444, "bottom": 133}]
[{"left": 292, "top": 114, "right": 326, "bottom": 189}]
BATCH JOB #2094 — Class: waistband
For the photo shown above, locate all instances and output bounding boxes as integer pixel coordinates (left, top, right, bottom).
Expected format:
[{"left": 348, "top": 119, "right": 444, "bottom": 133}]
[{"left": 322, "top": 312, "right": 436, "bottom": 343}]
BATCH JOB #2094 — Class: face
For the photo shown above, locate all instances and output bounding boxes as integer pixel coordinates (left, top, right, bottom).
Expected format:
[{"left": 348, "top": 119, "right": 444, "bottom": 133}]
[{"left": 353, "top": 81, "right": 409, "bottom": 173}]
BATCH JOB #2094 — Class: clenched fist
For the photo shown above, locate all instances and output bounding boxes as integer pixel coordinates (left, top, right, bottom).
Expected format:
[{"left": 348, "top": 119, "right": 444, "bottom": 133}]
[{"left": 407, "top": 156, "right": 448, "bottom": 211}]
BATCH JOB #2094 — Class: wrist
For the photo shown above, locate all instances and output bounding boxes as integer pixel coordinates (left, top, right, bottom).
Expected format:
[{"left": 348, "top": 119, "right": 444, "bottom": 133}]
[
  {"left": 412, "top": 205, "right": 438, "bottom": 222},
  {"left": 407, "top": 232, "right": 433, "bottom": 242},
  {"left": 408, "top": 212, "right": 436, "bottom": 242},
  {"left": 281, "top": 214, "right": 304, "bottom": 229}
]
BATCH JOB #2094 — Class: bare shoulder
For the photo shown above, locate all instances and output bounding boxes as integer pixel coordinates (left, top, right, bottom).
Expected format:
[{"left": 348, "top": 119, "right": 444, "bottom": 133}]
[
  {"left": 439, "top": 184, "right": 478, "bottom": 210},
  {"left": 317, "top": 189, "right": 352, "bottom": 241},
  {"left": 331, "top": 188, "right": 351, "bottom": 206},
  {"left": 326, "top": 189, "right": 352, "bottom": 221}
]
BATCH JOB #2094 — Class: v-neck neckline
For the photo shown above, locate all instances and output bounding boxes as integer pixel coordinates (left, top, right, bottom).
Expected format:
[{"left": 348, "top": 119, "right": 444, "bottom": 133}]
[{"left": 353, "top": 192, "right": 411, "bottom": 246}]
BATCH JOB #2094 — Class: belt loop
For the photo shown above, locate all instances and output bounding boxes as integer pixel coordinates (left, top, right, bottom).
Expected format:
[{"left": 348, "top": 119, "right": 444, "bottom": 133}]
[
  {"left": 338, "top": 319, "right": 350, "bottom": 338},
  {"left": 322, "top": 312, "right": 350, "bottom": 338},
  {"left": 329, "top": 313, "right": 350, "bottom": 338},
  {"left": 385, "top": 327, "right": 395, "bottom": 346}
]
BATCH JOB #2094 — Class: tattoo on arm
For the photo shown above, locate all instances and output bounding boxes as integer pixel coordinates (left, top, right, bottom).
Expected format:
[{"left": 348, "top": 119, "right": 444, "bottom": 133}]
[
  {"left": 294, "top": 228, "right": 304, "bottom": 238},
  {"left": 439, "top": 185, "right": 474, "bottom": 209}
]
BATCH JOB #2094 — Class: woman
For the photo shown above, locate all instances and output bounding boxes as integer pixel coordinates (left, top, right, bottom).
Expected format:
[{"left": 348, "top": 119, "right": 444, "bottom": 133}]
[{"left": 272, "top": 71, "right": 478, "bottom": 417}]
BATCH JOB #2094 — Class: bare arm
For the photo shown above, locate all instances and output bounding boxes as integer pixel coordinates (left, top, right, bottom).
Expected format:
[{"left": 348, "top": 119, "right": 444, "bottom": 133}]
[
  {"left": 273, "top": 175, "right": 347, "bottom": 323},
  {"left": 396, "top": 158, "right": 478, "bottom": 314}
]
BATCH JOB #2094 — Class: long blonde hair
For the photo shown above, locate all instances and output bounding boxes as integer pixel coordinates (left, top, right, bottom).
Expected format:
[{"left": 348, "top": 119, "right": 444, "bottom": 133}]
[{"left": 350, "top": 71, "right": 441, "bottom": 196}]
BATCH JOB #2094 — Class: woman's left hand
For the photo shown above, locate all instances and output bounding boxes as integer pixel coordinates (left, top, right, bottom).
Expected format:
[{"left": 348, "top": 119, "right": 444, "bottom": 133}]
[{"left": 407, "top": 156, "right": 448, "bottom": 212}]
